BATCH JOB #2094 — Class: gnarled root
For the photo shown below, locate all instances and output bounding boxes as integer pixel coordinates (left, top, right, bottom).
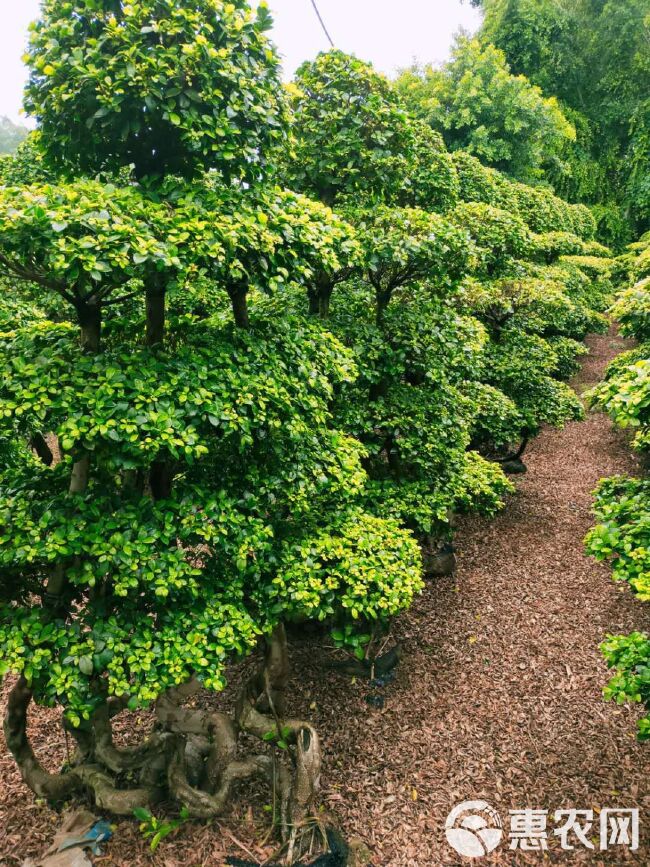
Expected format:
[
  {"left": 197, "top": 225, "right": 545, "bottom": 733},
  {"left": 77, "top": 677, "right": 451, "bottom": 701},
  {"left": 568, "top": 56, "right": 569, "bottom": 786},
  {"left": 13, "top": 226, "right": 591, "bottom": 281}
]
[
  {"left": 167, "top": 735, "right": 279, "bottom": 819},
  {"left": 236, "top": 625, "right": 324, "bottom": 858},
  {"left": 74, "top": 764, "right": 160, "bottom": 814},
  {"left": 91, "top": 704, "right": 172, "bottom": 774},
  {"left": 3, "top": 678, "right": 160, "bottom": 815},
  {"left": 3, "top": 677, "right": 81, "bottom": 802},
  {"left": 5, "top": 624, "right": 327, "bottom": 860}
]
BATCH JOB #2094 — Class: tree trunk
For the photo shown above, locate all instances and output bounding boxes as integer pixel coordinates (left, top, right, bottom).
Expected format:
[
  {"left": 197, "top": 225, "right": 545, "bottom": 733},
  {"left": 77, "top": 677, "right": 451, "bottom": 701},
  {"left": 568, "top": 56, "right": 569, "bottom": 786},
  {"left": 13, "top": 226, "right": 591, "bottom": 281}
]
[
  {"left": 30, "top": 432, "right": 53, "bottom": 466},
  {"left": 229, "top": 285, "right": 250, "bottom": 330},
  {"left": 4, "top": 678, "right": 81, "bottom": 802},
  {"left": 374, "top": 286, "right": 392, "bottom": 326},
  {"left": 308, "top": 276, "right": 333, "bottom": 320},
  {"left": 149, "top": 459, "right": 174, "bottom": 500},
  {"left": 69, "top": 455, "right": 90, "bottom": 494},
  {"left": 77, "top": 301, "right": 101, "bottom": 353},
  {"left": 145, "top": 277, "right": 166, "bottom": 347},
  {"left": 308, "top": 289, "right": 321, "bottom": 317}
]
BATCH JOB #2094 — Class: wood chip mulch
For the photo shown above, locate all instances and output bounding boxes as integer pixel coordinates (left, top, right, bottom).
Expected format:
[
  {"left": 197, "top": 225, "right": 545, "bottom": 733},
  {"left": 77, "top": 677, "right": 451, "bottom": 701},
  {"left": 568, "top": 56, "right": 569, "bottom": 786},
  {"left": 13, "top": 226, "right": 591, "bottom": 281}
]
[{"left": 2, "top": 329, "right": 649, "bottom": 866}]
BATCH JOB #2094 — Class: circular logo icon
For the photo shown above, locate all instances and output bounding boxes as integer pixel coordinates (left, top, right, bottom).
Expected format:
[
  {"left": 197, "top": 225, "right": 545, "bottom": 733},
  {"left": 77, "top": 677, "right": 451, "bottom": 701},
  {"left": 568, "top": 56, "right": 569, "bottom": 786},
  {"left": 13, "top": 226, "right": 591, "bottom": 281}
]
[{"left": 445, "top": 800, "right": 503, "bottom": 858}]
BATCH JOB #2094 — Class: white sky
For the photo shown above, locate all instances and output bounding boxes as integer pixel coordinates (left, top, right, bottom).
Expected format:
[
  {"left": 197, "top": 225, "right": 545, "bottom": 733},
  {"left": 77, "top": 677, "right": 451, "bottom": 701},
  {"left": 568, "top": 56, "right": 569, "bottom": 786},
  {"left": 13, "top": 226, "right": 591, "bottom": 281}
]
[{"left": 0, "top": 0, "right": 481, "bottom": 126}]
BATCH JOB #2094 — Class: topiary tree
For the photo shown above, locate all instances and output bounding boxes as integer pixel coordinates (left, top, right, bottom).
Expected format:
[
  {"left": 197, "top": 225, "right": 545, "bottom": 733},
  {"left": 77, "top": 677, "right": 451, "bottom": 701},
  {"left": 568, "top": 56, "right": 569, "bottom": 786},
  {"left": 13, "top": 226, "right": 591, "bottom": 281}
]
[
  {"left": 0, "top": 2, "right": 425, "bottom": 857},
  {"left": 317, "top": 206, "right": 514, "bottom": 552},
  {"left": 281, "top": 50, "right": 417, "bottom": 207},
  {"left": 24, "top": 0, "right": 286, "bottom": 182},
  {"left": 351, "top": 205, "right": 473, "bottom": 321}
]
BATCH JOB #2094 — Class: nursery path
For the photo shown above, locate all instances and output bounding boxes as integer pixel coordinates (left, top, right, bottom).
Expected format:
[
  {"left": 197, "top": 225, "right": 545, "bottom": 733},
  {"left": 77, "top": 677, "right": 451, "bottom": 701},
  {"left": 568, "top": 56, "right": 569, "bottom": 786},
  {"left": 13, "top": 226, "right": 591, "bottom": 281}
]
[
  {"left": 1, "top": 328, "right": 649, "bottom": 866},
  {"left": 304, "top": 327, "right": 650, "bottom": 867}
]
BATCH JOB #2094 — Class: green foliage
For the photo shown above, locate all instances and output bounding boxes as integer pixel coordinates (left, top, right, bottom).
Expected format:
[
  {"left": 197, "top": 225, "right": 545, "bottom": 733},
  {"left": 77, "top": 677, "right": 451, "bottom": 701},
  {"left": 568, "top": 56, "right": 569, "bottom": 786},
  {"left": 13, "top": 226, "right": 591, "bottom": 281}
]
[
  {"left": 591, "top": 203, "right": 634, "bottom": 250},
  {"left": 24, "top": 0, "right": 285, "bottom": 180},
  {"left": 586, "top": 476, "right": 650, "bottom": 598},
  {"left": 283, "top": 51, "right": 460, "bottom": 215},
  {"left": 282, "top": 50, "right": 416, "bottom": 206},
  {"left": 482, "top": 328, "right": 585, "bottom": 434},
  {"left": 401, "top": 121, "right": 460, "bottom": 214},
  {"left": 558, "top": 255, "right": 613, "bottom": 279},
  {"left": 0, "top": 297, "right": 430, "bottom": 720},
  {"left": 463, "top": 381, "right": 524, "bottom": 452},
  {"left": 451, "top": 202, "right": 531, "bottom": 277},
  {"left": 396, "top": 36, "right": 575, "bottom": 184},
  {"left": 478, "top": 0, "right": 650, "bottom": 235},
  {"left": 0, "top": 0, "right": 615, "bottom": 771},
  {"left": 531, "top": 231, "right": 588, "bottom": 262},
  {"left": 261, "top": 510, "right": 424, "bottom": 625},
  {"left": 454, "top": 449, "right": 515, "bottom": 515},
  {"left": 134, "top": 807, "right": 190, "bottom": 852},
  {"left": 588, "top": 357, "right": 650, "bottom": 451},
  {"left": 326, "top": 280, "right": 491, "bottom": 535},
  {"left": 0, "top": 133, "right": 54, "bottom": 186},
  {"left": 601, "top": 633, "right": 650, "bottom": 741},
  {"left": 460, "top": 274, "right": 607, "bottom": 342},
  {"left": 452, "top": 150, "right": 518, "bottom": 210},
  {"left": 0, "top": 181, "right": 180, "bottom": 296},
  {"left": 450, "top": 150, "right": 596, "bottom": 237},
  {"left": 531, "top": 231, "right": 610, "bottom": 264},
  {"left": 611, "top": 278, "right": 650, "bottom": 341},
  {"left": 586, "top": 261, "right": 650, "bottom": 741},
  {"left": 353, "top": 206, "right": 473, "bottom": 305},
  {"left": 589, "top": 273, "right": 650, "bottom": 451},
  {"left": 546, "top": 336, "right": 589, "bottom": 379}
]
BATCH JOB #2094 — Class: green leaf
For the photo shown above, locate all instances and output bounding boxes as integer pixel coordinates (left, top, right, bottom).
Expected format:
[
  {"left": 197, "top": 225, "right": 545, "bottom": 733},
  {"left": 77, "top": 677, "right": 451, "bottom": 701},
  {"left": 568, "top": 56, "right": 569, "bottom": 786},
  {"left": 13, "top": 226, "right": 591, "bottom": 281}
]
[{"left": 78, "top": 656, "right": 93, "bottom": 676}]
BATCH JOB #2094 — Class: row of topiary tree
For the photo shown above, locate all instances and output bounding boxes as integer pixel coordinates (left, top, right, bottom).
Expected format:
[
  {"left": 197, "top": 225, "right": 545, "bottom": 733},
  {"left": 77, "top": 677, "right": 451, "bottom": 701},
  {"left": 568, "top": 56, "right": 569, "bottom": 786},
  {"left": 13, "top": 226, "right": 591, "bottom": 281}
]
[
  {"left": 586, "top": 233, "right": 650, "bottom": 739},
  {"left": 0, "top": 2, "right": 615, "bottom": 860}
]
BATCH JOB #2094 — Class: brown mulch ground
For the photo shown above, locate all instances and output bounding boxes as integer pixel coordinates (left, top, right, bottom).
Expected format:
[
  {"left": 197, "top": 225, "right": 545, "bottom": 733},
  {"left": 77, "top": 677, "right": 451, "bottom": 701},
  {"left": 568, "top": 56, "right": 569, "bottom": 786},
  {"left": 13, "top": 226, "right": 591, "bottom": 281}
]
[{"left": 2, "top": 329, "right": 649, "bottom": 866}]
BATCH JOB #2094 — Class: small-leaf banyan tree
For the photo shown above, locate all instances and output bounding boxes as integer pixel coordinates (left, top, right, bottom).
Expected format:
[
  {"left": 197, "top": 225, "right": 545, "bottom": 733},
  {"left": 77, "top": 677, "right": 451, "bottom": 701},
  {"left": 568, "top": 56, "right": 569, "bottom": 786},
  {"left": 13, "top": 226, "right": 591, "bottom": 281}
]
[
  {"left": 280, "top": 49, "right": 613, "bottom": 536},
  {"left": 0, "top": 2, "right": 423, "bottom": 858},
  {"left": 280, "top": 52, "right": 516, "bottom": 554}
]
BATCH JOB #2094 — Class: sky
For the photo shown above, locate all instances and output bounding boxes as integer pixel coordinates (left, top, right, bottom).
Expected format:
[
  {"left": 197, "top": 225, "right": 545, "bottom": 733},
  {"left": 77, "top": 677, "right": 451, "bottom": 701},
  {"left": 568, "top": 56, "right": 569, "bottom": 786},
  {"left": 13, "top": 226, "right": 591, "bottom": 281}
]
[{"left": 0, "top": 0, "right": 481, "bottom": 127}]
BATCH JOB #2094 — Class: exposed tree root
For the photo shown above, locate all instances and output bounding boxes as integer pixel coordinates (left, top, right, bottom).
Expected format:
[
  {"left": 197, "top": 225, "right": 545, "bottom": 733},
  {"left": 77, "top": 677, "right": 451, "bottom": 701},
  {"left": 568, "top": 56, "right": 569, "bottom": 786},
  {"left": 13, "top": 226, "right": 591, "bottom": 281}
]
[
  {"left": 74, "top": 764, "right": 159, "bottom": 814},
  {"left": 168, "top": 736, "right": 276, "bottom": 819},
  {"left": 4, "top": 625, "right": 327, "bottom": 862},
  {"left": 3, "top": 678, "right": 81, "bottom": 802}
]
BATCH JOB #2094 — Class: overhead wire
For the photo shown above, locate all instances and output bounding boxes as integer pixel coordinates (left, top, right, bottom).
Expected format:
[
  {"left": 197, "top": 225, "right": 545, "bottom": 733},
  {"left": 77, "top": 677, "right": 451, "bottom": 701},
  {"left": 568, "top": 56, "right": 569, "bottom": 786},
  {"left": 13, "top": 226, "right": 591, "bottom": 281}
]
[{"left": 309, "top": 0, "right": 335, "bottom": 48}]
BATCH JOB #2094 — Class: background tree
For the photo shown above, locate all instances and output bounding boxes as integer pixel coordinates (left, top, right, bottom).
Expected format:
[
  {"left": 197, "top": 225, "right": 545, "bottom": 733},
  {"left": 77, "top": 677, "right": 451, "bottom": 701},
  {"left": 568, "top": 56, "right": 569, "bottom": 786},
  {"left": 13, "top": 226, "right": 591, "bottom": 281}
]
[
  {"left": 396, "top": 36, "right": 575, "bottom": 184},
  {"left": 0, "top": 116, "right": 29, "bottom": 155},
  {"left": 476, "top": 0, "right": 650, "bottom": 240}
]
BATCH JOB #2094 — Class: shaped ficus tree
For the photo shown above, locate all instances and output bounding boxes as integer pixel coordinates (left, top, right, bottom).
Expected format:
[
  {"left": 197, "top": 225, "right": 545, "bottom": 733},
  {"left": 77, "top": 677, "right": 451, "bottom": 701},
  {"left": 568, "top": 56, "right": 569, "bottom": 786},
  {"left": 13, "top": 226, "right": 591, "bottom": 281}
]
[
  {"left": 24, "top": 0, "right": 286, "bottom": 181},
  {"left": 281, "top": 50, "right": 516, "bottom": 551},
  {"left": 281, "top": 50, "right": 417, "bottom": 207},
  {"left": 328, "top": 207, "right": 513, "bottom": 543},
  {"left": 0, "top": 2, "right": 424, "bottom": 857}
]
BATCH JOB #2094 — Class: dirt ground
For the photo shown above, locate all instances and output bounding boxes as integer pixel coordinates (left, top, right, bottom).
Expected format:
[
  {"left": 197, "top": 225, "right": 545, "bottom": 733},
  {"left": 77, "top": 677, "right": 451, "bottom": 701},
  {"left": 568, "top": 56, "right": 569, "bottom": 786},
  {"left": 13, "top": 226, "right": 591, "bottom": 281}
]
[{"left": 2, "top": 328, "right": 649, "bottom": 866}]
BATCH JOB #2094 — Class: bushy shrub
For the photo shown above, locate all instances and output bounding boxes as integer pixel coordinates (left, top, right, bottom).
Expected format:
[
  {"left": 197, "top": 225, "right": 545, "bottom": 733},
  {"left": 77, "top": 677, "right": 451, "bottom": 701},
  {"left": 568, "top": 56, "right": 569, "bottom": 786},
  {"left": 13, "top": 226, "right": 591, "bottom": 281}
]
[
  {"left": 586, "top": 477, "right": 650, "bottom": 597},
  {"left": 451, "top": 202, "right": 531, "bottom": 277},
  {"left": 601, "top": 633, "right": 650, "bottom": 741},
  {"left": 611, "top": 278, "right": 650, "bottom": 341}
]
